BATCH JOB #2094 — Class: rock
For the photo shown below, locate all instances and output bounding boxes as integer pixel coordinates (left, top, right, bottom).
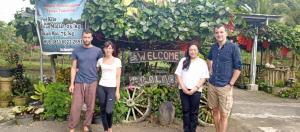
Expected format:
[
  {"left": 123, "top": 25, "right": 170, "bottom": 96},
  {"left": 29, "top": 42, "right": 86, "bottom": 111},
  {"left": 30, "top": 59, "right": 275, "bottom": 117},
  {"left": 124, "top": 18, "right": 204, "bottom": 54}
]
[
  {"left": 272, "top": 87, "right": 289, "bottom": 95},
  {"left": 0, "top": 108, "right": 15, "bottom": 123},
  {"left": 159, "top": 101, "right": 175, "bottom": 126}
]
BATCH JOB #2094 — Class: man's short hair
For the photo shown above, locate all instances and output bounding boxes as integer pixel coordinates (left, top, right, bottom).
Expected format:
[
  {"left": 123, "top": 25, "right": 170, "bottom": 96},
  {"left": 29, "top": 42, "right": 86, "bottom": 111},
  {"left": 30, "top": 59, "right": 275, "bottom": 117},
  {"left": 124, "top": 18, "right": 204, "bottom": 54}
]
[
  {"left": 214, "top": 24, "right": 228, "bottom": 32},
  {"left": 82, "top": 29, "right": 93, "bottom": 35}
]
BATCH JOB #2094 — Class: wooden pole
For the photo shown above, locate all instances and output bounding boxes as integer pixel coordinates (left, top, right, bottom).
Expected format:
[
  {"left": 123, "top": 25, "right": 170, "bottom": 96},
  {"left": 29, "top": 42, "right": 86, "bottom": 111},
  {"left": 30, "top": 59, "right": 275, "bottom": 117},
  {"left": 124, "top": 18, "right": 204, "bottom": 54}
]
[
  {"left": 40, "top": 53, "right": 43, "bottom": 81},
  {"left": 50, "top": 55, "right": 56, "bottom": 82}
]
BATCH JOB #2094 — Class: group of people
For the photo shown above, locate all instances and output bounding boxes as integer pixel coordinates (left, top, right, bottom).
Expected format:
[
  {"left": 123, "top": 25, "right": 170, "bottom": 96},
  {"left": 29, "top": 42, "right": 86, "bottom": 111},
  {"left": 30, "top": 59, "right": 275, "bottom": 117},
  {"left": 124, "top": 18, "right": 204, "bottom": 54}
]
[{"left": 68, "top": 24, "right": 241, "bottom": 132}]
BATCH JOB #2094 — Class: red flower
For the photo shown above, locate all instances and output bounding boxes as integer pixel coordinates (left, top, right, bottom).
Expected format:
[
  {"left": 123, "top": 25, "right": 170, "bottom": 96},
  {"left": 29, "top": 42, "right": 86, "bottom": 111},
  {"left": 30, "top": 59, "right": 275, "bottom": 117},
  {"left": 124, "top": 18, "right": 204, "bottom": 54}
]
[
  {"left": 280, "top": 47, "right": 289, "bottom": 57},
  {"left": 237, "top": 34, "right": 246, "bottom": 45},
  {"left": 245, "top": 38, "right": 253, "bottom": 52},
  {"left": 180, "top": 42, "right": 189, "bottom": 51},
  {"left": 262, "top": 40, "right": 269, "bottom": 49}
]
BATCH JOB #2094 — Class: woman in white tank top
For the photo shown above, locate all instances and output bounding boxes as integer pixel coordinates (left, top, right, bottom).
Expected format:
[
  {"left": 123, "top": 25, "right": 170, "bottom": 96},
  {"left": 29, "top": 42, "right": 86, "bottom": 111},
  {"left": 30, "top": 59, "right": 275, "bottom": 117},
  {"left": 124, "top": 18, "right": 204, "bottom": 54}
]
[{"left": 96, "top": 41, "right": 122, "bottom": 132}]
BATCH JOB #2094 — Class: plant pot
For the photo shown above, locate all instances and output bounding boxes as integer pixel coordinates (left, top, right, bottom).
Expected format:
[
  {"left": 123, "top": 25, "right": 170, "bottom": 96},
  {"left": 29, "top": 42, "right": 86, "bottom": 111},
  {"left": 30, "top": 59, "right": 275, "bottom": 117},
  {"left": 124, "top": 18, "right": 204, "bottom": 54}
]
[
  {"left": 0, "top": 68, "right": 13, "bottom": 78},
  {"left": 13, "top": 96, "right": 28, "bottom": 106},
  {"left": 0, "top": 77, "right": 13, "bottom": 103},
  {"left": 15, "top": 115, "right": 33, "bottom": 125},
  {"left": 0, "top": 100, "right": 10, "bottom": 108}
]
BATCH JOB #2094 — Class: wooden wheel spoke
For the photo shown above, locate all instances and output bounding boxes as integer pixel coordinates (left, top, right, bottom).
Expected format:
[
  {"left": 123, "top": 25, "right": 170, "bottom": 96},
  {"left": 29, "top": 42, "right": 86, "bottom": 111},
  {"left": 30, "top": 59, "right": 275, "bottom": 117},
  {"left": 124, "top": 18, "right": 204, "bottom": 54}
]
[
  {"left": 205, "top": 114, "right": 209, "bottom": 122},
  {"left": 132, "top": 108, "right": 137, "bottom": 120},
  {"left": 200, "top": 102, "right": 207, "bottom": 105},
  {"left": 134, "top": 106, "right": 144, "bottom": 116},
  {"left": 135, "top": 103, "right": 147, "bottom": 108},
  {"left": 126, "top": 88, "right": 131, "bottom": 99},
  {"left": 126, "top": 108, "right": 131, "bottom": 121},
  {"left": 134, "top": 90, "right": 144, "bottom": 100},
  {"left": 131, "top": 87, "right": 137, "bottom": 99}
]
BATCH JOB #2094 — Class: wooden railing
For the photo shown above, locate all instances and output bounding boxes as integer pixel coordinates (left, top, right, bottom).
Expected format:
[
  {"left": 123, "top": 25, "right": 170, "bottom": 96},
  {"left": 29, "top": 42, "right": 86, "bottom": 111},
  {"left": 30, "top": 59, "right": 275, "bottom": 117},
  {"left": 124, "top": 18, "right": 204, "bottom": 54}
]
[{"left": 241, "top": 64, "right": 294, "bottom": 86}]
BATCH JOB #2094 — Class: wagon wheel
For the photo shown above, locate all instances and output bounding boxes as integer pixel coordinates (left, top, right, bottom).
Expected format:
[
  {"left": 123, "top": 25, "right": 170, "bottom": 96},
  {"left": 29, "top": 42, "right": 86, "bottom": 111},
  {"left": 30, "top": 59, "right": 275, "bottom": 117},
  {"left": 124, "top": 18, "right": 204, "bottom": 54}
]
[
  {"left": 198, "top": 86, "right": 214, "bottom": 126},
  {"left": 120, "top": 86, "right": 151, "bottom": 123}
]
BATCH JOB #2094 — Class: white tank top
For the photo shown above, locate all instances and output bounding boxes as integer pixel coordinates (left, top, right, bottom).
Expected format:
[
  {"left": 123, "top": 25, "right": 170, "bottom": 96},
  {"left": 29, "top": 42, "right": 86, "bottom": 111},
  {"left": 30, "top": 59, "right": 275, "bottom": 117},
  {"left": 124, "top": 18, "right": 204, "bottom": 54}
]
[{"left": 97, "top": 57, "right": 122, "bottom": 87}]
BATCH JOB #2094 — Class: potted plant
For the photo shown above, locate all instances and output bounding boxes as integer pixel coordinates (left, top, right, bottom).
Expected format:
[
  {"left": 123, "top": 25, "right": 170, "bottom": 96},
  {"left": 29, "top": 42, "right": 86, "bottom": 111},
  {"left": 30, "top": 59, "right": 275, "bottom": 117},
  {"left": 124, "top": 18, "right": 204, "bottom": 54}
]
[
  {"left": 0, "top": 23, "right": 26, "bottom": 106},
  {"left": 0, "top": 28, "right": 24, "bottom": 106},
  {"left": 12, "top": 105, "right": 44, "bottom": 125},
  {"left": 12, "top": 76, "right": 33, "bottom": 106},
  {"left": 12, "top": 64, "right": 33, "bottom": 106},
  {"left": 0, "top": 42, "right": 22, "bottom": 77}
]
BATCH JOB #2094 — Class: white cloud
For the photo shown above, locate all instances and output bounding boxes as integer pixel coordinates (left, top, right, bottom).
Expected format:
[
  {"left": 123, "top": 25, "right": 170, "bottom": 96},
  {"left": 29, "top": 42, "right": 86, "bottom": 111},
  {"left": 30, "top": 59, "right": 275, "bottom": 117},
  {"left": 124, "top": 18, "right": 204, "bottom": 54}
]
[{"left": 0, "top": 0, "right": 34, "bottom": 23}]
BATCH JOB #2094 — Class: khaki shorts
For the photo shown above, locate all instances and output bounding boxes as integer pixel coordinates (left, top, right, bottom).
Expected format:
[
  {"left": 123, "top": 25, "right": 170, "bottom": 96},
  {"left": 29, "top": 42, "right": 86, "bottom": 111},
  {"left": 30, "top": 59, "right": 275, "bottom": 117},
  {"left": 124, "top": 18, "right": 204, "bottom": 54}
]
[{"left": 207, "top": 83, "right": 233, "bottom": 114}]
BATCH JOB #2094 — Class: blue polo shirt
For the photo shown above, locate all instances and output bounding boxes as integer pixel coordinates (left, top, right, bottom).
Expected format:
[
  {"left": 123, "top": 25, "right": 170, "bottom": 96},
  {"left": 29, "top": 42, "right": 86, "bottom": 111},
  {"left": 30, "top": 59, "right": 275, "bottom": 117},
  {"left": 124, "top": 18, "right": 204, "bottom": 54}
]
[{"left": 207, "top": 41, "right": 242, "bottom": 87}]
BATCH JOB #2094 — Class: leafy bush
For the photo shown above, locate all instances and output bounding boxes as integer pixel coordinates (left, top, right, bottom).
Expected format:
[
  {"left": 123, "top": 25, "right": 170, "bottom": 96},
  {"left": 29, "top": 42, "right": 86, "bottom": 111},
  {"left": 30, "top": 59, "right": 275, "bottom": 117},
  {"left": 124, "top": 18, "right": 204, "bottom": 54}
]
[
  {"left": 274, "top": 80, "right": 285, "bottom": 87},
  {"left": 258, "top": 81, "right": 273, "bottom": 93},
  {"left": 113, "top": 88, "right": 129, "bottom": 123},
  {"left": 30, "top": 81, "right": 47, "bottom": 103},
  {"left": 0, "top": 22, "right": 26, "bottom": 68},
  {"left": 12, "top": 64, "right": 34, "bottom": 97},
  {"left": 83, "top": 0, "right": 232, "bottom": 41},
  {"left": 278, "top": 83, "right": 300, "bottom": 99},
  {"left": 43, "top": 82, "right": 71, "bottom": 121},
  {"left": 56, "top": 67, "right": 71, "bottom": 85}
]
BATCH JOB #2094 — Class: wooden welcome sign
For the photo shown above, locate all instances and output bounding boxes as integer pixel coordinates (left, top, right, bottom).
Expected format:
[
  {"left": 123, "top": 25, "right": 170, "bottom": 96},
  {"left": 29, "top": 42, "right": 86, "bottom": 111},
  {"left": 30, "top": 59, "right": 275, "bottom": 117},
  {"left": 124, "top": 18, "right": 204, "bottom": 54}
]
[
  {"left": 129, "top": 50, "right": 180, "bottom": 63},
  {"left": 129, "top": 74, "right": 176, "bottom": 86}
]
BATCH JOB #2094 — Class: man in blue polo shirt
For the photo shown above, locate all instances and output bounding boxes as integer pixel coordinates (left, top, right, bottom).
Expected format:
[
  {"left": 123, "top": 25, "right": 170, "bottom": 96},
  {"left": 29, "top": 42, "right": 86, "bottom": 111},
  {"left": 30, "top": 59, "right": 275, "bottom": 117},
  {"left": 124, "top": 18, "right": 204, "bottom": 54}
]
[{"left": 207, "top": 25, "right": 242, "bottom": 132}]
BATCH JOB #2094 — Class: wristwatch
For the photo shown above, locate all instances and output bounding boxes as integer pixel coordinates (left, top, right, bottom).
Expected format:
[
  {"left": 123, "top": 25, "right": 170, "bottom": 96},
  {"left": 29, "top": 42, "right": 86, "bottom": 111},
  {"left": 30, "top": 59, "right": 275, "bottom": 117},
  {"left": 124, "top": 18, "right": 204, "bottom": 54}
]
[{"left": 228, "top": 82, "right": 234, "bottom": 87}]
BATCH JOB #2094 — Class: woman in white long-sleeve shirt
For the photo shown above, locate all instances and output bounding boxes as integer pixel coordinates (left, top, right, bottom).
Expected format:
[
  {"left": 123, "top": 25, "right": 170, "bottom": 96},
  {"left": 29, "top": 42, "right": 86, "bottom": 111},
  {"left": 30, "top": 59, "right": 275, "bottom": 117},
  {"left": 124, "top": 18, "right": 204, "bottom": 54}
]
[
  {"left": 175, "top": 43, "right": 209, "bottom": 132},
  {"left": 96, "top": 41, "right": 121, "bottom": 132}
]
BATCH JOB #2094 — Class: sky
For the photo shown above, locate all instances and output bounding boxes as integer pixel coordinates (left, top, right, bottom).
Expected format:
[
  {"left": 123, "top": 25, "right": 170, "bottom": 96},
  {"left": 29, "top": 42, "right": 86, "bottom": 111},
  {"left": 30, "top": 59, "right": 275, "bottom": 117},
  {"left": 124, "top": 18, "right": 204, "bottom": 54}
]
[{"left": 0, "top": 0, "right": 33, "bottom": 23}]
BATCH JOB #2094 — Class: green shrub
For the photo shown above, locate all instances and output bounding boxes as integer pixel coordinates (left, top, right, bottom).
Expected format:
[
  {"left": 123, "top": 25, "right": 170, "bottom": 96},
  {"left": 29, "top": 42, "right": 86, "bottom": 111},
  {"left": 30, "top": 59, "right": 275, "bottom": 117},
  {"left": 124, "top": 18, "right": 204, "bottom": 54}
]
[
  {"left": 56, "top": 67, "right": 71, "bottom": 85},
  {"left": 258, "top": 81, "right": 273, "bottom": 93},
  {"left": 113, "top": 88, "right": 129, "bottom": 123},
  {"left": 274, "top": 80, "right": 285, "bottom": 87},
  {"left": 43, "top": 82, "right": 71, "bottom": 121},
  {"left": 278, "top": 83, "right": 300, "bottom": 99}
]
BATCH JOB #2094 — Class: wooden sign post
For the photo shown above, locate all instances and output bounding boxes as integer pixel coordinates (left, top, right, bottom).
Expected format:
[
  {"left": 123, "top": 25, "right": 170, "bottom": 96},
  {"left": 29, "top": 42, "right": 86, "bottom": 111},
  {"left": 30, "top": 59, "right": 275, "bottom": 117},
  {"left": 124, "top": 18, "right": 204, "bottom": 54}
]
[
  {"left": 129, "top": 74, "right": 176, "bottom": 87},
  {"left": 128, "top": 50, "right": 180, "bottom": 86},
  {"left": 129, "top": 50, "right": 180, "bottom": 63}
]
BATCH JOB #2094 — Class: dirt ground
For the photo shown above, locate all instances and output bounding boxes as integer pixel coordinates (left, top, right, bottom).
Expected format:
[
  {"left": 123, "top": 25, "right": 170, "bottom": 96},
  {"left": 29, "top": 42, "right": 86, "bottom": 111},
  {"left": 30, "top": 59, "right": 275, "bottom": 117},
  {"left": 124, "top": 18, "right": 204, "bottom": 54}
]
[{"left": 0, "top": 118, "right": 248, "bottom": 132}]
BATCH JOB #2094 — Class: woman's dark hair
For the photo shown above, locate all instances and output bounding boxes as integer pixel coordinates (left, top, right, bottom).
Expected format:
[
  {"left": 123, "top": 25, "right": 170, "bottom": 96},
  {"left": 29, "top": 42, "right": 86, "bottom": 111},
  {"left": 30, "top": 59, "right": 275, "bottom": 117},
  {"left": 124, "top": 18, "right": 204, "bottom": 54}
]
[
  {"left": 104, "top": 41, "right": 114, "bottom": 48},
  {"left": 103, "top": 41, "right": 116, "bottom": 56},
  {"left": 182, "top": 42, "right": 199, "bottom": 70}
]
